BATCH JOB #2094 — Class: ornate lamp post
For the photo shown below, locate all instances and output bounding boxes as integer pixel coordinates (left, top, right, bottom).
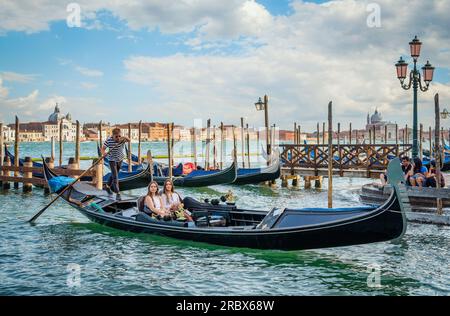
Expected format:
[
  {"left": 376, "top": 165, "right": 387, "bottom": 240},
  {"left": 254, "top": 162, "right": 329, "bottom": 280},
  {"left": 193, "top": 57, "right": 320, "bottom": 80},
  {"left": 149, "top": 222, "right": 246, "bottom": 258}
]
[
  {"left": 255, "top": 95, "right": 270, "bottom": 164},
  {"left": 395, "top": 36, "right": 435, "bottom": 158}
]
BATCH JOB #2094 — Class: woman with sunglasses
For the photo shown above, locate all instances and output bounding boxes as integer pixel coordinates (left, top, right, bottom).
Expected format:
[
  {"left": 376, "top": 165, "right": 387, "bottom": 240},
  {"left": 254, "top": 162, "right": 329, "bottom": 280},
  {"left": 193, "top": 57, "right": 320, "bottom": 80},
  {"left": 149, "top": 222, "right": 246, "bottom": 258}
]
[{"left": 101, "top": 128, "right": 130, "bottom": 200}]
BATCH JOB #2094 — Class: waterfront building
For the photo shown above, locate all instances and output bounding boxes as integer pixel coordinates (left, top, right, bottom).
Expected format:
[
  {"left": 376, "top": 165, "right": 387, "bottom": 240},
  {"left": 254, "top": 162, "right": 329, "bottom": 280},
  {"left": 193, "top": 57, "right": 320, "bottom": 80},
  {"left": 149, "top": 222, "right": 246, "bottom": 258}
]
[{"left": 365, "top": 109, "right": 397, "bottom": 142}]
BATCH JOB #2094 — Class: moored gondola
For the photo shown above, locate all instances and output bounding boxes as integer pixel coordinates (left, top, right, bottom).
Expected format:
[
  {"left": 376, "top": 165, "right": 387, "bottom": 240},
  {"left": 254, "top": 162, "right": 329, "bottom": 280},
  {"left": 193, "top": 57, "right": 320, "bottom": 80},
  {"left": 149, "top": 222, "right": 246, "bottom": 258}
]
[
  {"left": 153, "top": 161, "right": 237, "bottom": 187},
  {"left": 234, "top": 152, "right": 281, "bottom": 185},
  {"left": 5, "top": 144, "right": 44, "bottom": 178},
  {"left": 42, "top": 158, "right": 407, "bottom": 251}
]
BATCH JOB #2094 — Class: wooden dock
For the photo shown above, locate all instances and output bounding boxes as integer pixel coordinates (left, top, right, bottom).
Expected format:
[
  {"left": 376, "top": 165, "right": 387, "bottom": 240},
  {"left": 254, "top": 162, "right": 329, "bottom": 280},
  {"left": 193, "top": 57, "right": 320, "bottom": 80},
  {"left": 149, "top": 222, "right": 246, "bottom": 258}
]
[{"left": 279, "top": 144, "right": 412, "bottom": 186}]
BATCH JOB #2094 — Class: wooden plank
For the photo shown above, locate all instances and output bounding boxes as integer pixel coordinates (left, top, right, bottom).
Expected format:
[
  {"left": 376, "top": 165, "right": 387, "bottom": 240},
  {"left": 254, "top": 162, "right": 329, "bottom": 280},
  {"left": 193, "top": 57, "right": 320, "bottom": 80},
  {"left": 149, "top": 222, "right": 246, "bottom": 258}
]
[
  {"left": 0, "top": 165, "right": 95, "bottom": 176},
  {"left": 0, "top": 175, "right": 47, "bottom": 186}
]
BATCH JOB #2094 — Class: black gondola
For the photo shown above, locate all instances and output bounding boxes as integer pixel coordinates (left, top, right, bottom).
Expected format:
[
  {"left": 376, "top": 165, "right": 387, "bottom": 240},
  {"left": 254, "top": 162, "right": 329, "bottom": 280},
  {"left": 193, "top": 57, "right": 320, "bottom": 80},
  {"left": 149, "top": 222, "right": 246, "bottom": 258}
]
[
  {"left": 153, "top": 161, "right": 237, "bottom": 187},
  {"left": 234, "top": 153, "right": 281, "bottom": 185},
  {"left": 42, "top": 158, "right": 407, "bottom": 251}
]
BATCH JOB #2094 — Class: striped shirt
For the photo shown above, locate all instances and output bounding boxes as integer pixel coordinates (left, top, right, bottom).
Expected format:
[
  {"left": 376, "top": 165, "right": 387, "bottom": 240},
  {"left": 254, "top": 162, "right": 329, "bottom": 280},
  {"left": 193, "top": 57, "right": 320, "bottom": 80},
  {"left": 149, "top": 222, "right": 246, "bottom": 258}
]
[{"left": 103, "top": 136, "right": 125, "bottom": 162}]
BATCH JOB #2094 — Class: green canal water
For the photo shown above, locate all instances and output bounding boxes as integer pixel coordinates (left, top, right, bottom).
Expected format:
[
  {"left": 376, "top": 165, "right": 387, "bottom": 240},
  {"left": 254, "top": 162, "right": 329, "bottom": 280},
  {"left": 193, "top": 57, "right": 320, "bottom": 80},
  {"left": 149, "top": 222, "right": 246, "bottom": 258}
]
[{"left": 0, "top": 142, "right": 449, "bottom": 295}]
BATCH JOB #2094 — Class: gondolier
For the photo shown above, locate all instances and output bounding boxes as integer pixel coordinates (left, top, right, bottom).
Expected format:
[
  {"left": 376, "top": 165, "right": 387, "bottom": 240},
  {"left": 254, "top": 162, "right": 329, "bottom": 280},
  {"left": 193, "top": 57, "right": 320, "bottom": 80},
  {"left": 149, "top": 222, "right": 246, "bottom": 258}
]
[{"left": 101, "top": 128, "right": 130, "bottom": 200}]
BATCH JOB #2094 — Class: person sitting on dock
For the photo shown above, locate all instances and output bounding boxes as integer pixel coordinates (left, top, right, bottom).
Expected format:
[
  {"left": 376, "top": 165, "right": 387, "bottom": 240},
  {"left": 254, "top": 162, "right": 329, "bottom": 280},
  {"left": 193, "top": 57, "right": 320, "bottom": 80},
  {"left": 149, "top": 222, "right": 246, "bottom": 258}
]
[
  {"left": 144, "top": 181, "right": 171, "bottom": 220},
  {"left": 161, "top": 179, "right": 193, "bottom": 221},
  {"left": 101, "top": 128, "right": 130, "bottom": 201},
  {"left": 380, "top": 156, "right": 412, "bottom": 185},
  {"left": 408, "top": 157, "right": 428, "bottom": 188},
  {"left": 425, "top": 160, "right": 446, "bottom": 188}
]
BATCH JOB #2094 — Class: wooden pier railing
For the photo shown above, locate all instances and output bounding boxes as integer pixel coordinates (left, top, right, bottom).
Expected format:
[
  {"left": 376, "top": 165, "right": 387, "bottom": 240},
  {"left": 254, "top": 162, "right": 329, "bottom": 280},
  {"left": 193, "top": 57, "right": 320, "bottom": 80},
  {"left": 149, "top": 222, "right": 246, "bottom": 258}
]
[
  {"left": 0, "top": 162, "right": 98, "bottom": 192},
  {"left": 280, "top": 144, "right": 412, "bottom": 177}
]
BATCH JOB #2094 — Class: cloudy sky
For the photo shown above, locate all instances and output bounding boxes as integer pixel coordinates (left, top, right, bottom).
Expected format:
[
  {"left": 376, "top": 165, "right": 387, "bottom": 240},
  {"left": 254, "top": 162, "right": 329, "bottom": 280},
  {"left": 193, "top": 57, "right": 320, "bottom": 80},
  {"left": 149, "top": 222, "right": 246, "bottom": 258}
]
[{"left": 0, "top": 0, "right": 449, "bottom": 130}]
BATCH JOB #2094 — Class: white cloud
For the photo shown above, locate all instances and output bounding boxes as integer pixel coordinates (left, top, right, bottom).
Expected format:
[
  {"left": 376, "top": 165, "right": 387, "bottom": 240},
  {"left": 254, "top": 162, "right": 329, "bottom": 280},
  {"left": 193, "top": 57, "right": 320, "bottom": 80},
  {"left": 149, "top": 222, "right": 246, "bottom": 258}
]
[
  {"left": 0, "top": 0, "right": 272, "bottom": 43},
  {"left": 1, "top": 71, "right": 37, "bottom": 83},
  {"left": 123, "top": 0, "right": 450, "bottom": 129},
  {"left": 75, "top": 66, "right": 103, "bottom": 77},
  {"left": 1, "top": 0, "right": 449, "bottom": 129}
]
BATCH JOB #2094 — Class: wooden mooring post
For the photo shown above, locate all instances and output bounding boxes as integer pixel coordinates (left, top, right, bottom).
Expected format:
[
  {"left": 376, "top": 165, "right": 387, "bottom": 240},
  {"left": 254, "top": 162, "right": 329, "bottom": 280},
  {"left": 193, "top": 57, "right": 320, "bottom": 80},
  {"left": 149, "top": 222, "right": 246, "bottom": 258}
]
[
  {"left": 14, "top": 116, "right": 20, "bottom": 189},
  {"left": 245, "top": 124, "right": 250, "bottom": 168},
  {"left": 240, "top": 117, "right": 245, "bottom": 168},
  {"left": 213, "top": 125, "right": 217, "bottom": 169},
  {"left": 434, "top": 94, "right": 443, "bottom": 215},
  {"left": 98, "top": 120, "right": 103, "bottom": 147},
  {"left": 205, "top": 119, "right": 211, "bottom": 169},
  {"left": 59, "top": 119, "right": 63, "bottom": 167},
  {"left": 167, "top": 123, "right": 173, "bottom": 178},
  {"left": 220, "top": 122, "right": 224, "bottom": 169},
  {"left": 23, "top": 157, "right": 33, "bottom": 193},
  {"left": 2, "top": 156, "right": 11, "bottom": 190},
  {"left": 327, "top": 101, "right": 333, "bottom": 208},
  {"left": 192, "top": 127, "right": 197, "bottom": 168},
  {"left": 138, "top": 120, "right": 142, "bottom": 163},
  {"left": 128, "top": 123, "right": 132, "bottom": 172},
  {"left": 75, "top": 120, "right": 80, "bottom": 168}
]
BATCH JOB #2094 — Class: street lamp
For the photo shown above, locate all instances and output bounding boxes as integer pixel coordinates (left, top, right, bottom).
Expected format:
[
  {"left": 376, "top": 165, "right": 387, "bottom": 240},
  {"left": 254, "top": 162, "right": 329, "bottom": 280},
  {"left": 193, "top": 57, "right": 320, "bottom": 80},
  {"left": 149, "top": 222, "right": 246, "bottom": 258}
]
[
  {"left": 395, "top": 35, "right": 435, "bottom": 158},
  {"left": 255, "top": 95, "right": 270, "bottom": 163}
]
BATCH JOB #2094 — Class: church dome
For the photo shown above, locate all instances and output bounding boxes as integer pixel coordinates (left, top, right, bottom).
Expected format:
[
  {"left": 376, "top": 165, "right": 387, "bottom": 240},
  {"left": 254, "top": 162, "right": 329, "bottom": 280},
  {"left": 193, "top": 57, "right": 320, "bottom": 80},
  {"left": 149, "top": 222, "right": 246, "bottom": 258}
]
[
  {"left": 370, "top": 109, "right": 383, "bottom": 124},
  {"left": 66, "top": 113, "right": 72, "bottom": 121},
  {"left": 48, "top": 103, "right": 65, "bottom": 122}
]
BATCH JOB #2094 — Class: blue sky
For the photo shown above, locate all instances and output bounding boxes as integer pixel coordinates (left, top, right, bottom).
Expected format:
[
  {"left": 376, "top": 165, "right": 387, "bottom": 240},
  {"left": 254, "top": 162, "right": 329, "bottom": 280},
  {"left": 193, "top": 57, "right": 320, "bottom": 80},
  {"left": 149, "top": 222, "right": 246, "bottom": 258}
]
[{"left": 0, "top": 0, "right": 449, "bottom": 130}]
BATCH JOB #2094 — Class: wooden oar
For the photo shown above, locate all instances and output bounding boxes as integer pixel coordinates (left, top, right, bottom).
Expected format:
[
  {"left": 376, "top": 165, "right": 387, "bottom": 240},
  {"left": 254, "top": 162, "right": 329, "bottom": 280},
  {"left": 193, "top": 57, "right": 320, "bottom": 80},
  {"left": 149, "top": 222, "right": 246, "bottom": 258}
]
[{"left": 28, "top": 140, "right": 125, "bottom": 224}]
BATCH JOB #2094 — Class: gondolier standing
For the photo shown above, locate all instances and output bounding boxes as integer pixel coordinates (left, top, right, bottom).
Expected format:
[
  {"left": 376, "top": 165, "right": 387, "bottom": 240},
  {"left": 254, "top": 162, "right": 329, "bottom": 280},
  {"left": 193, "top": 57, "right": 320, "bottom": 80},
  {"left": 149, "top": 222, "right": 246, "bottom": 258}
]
[{"left": 101, "top": 128, "right": 130, "bottom": 200}]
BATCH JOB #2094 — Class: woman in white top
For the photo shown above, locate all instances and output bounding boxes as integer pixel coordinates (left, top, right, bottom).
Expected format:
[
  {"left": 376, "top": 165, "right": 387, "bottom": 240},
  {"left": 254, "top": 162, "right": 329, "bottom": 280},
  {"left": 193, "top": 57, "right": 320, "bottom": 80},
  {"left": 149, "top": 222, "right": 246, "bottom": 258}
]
[
  {"left": 161, "top": 179, "right": 193, "bottom": 221},
  {"left": 144, "top": 181, "right": 171, "bottom": 219}
]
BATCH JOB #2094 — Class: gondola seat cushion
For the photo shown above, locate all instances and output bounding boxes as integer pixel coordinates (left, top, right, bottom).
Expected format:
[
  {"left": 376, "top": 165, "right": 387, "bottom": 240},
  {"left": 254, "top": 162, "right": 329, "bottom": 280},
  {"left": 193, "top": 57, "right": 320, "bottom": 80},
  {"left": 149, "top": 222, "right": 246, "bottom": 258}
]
[{"left": 136, "top": 212, "right": 187, "bottom": 227}]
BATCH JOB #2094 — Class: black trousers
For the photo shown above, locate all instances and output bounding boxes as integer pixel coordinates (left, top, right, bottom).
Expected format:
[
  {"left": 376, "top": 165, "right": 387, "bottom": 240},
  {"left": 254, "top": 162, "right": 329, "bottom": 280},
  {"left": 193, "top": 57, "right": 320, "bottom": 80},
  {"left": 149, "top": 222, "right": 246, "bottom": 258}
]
[{"left": 107, "top": 161, "right": 122, "bottom": 193}]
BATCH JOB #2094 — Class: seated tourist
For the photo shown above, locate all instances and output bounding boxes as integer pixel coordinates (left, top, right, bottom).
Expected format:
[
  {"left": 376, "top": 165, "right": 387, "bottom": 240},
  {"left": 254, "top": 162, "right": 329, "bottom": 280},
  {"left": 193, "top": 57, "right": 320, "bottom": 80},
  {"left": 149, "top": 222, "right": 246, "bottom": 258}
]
[
  {"left": 380, "top": 156, "right": 412, "bottom": 186},
  {"left": 144, "top": 181, "right": 171, "bottom": 220},
  {"left": 401, "top": 156, "right": 413, "bottom": 185},
  {"left": 408, "top": 157, "right": 428, "bottom": 188},
  {"left": 161, "top": 179, "right": 193, "bottom": 221},
  {"left": 425, "top": 160, "right": 446, "bottom": 188}
]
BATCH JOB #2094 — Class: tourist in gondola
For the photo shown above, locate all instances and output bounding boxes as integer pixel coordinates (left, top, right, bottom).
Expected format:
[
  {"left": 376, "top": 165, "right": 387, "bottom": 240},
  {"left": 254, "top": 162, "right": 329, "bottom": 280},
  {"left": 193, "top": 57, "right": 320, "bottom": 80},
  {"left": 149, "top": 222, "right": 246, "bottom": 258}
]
[
  {"left": 425, "top": 160, "right": 446, "bottom": 188},
  {"left": 408, "top": 157, "right": 428, "bottom": 188},
  {"left": 101, "top": 128, "right": 130, "bottom": 201},
  {"left": 161, "top": 179, "right": 193, "bottom": 221},
  {"left": 144, "top": 181, "right": 171, "bottom": 220}
]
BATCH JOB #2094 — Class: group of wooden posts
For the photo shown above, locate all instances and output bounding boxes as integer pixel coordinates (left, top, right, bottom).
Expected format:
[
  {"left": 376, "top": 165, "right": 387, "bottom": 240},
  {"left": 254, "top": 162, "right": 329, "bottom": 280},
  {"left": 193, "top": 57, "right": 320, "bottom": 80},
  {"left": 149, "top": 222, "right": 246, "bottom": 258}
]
[
  {"left": 0, "top": 117, "right": 101, "bottom": 194},
  {"left": 0, "top": 115, "right": 278, "bottom": 194}
]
